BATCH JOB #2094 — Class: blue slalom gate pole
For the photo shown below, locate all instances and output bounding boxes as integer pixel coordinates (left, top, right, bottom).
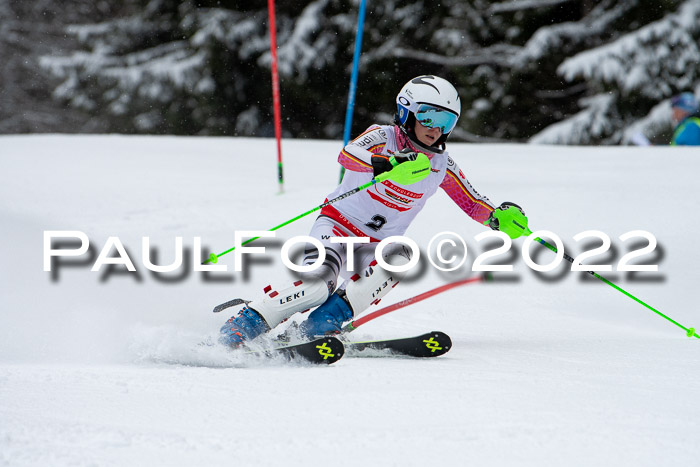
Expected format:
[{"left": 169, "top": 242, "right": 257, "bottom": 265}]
[{"left": 339, "top": 0, "right": 367, "bottom": 183}]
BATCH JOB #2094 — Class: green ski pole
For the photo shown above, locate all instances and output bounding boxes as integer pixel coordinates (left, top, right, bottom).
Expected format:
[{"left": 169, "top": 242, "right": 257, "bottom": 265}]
[
  {"left": 204, "top": 153, "right": 432, "bottom": 264},
  {"left": 524, "top": 227, "right": 698, "bottom": 339},
  {"left": 486, "top": 208, "right": 696, "bottom": 338}
]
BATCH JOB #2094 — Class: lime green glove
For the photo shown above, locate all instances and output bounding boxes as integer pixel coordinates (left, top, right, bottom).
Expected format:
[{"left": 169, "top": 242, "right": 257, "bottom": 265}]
[
  {"left": 483, "top": 202, "right": 529, "bottom": 239},
  {"left": 375, "top": 151, "right": 431, "bottom": 185}
]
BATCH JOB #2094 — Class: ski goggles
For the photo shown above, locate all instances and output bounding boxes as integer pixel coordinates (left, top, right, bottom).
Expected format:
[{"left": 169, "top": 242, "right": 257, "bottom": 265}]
[{"left": 415, "top": 104, "right": 459, "bottom": 134}]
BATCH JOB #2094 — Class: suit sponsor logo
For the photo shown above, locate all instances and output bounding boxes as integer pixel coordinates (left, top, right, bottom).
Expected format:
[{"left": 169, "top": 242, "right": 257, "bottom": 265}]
[
  {"left": 385, "top": 191, "right": 412, "bottom": 204},
  {"left": 382, "top": 180, "right": 423, "bottom": 199},
  {"left": 355, "top": 133, "right": 379, "bottom": 147},
  {"left": 367, "top": 190, "right": 411, "bottom": 212}
]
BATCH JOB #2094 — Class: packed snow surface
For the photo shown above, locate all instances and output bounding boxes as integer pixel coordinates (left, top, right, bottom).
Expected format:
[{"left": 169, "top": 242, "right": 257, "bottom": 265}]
[{"left": 1, "top": 135, "right": 698, "bottom": 466}]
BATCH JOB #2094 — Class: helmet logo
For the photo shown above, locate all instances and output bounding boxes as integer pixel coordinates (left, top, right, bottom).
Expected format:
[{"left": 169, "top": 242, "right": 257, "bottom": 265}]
[
  {"left": 398, "top": 96, "right": 410, "bottom": 106},
  {"left": 397, "top": 104, "right": 409, "bottom": 124},
  {"left": 411, "top": 76, "right": 440, "bottom": 94}
]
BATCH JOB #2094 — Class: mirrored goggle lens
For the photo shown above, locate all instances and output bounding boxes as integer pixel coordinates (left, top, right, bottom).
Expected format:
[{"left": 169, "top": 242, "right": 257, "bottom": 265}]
[{"left": 415, "top": 104, "right": 458, "bottom": 134}]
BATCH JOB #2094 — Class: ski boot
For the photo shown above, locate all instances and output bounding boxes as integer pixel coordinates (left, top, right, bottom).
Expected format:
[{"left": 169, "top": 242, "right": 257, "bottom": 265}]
[
  {"left": 219, "top": 306, "right": 270, "bottom": 347},
  {"left": 299, "top": 290, "right": 354, "bottom": 339}
]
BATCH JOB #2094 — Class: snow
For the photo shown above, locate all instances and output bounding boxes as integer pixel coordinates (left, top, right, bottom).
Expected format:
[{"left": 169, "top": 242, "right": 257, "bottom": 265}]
[
  {"left": 558, "top": 0, "right": 700, "bottom": 99},
  {"left": 529, "top": 93, "right": 616, "bottom": 144},
  {"left": 272, "top": 0, "right": 333, "bottom": 79},
  {"left": 188, "top": 8, "right": 266, "bottom": 61},
  {"left": 511, "top": 2, "right": 628, "bottom": 67},
  {"left": 621, "top": 99, "right": 673, "bottom": 145},
  {"left": 489, "top": 0, "right": 574, "bottom": 13},
  {"left": 40, "top": 41, "right": 210, "bottom": 113},
  {"left": 1, "top": 135, "right": 699, "bottom": 466}
]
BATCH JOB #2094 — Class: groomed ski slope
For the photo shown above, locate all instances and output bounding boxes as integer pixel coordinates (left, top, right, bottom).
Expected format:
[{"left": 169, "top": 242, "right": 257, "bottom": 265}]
[{"left": 1, "top": 135, "right": 698, "bottom": 467}]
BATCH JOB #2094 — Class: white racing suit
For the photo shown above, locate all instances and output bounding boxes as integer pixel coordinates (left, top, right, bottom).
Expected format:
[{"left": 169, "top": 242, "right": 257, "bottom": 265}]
[{"left": 227, "top": 124, "right": 495, "bottom": 339}]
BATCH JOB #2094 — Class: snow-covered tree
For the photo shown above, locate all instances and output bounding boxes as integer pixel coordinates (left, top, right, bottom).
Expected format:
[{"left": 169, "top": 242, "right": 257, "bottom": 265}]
[
  {"left": 38, "top": 0, "right": 360, "bottom": 136},
  {"left": 530, "top": 0, "right": 700, "bottom": 144},
  {"left": 17, "top": 0, "right": 700, "bottom": 143},
  {"left": 0, "top": 0, "right": 118, "bottom": 132}
]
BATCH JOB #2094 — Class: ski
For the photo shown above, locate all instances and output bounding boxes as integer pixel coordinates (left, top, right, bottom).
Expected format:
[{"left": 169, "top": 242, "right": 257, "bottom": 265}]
[
  {"left": 244, "top": 336, "right": 344, "bottom": 365},
  {"left": 212, "top": 298, "right": 450, "bottom": 360},
  {"left": 212, "top": 298, "right": 249, "bottom": 314},
  {"left": 343, "top": 331, "right": 452, "bottom": 358}
]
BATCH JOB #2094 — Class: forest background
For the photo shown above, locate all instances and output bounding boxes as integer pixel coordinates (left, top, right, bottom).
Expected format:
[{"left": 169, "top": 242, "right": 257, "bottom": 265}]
[{"left": 2, "top": 0, "right": 699, "bottom": 145}]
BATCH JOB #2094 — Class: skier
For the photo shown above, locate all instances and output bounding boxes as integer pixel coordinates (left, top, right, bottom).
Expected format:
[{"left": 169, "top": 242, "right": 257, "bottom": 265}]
[
  {"left": 670, "top": 92, "right": 700, "bottom": 146},
  {"left": 220, "top": 75, "right": 528, "bottom": 346}
]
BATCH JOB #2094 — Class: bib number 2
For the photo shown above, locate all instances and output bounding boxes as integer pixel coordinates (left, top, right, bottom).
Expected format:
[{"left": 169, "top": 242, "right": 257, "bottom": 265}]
[{"left": 365, "top": 215, "right": 387, "bottom": 232}]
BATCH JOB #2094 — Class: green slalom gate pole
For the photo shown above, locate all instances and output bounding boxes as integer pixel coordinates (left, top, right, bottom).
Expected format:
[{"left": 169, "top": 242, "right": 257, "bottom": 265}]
[
  {"left": 204, "top": 154, "right": 432, "bottom": 265},
  {"left": 524, "top": 227, "right": 698, "bottom": 339}
]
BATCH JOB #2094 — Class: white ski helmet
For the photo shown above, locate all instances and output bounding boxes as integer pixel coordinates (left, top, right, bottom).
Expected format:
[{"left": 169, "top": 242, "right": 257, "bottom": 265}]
[{"left": 395, "top": 75, "right": 461, "bottom": 153}]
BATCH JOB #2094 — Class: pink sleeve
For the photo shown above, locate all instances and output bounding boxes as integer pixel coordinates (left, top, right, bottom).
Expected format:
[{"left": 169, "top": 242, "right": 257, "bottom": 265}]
[
  {"left": 440, "top": 160, "right": 495, "bottom": 224},
  {"left": 338, "top": 125, "right": 388, "bottom": 172}
]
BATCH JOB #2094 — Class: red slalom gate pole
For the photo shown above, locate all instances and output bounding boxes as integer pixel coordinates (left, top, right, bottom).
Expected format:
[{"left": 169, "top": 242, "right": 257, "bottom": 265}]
[
  {"left": 267, "top": 0, "right": 284, "bottom": 193},
  {"left": 342, "top": 275, "right": 487, "bottom": 332}
]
